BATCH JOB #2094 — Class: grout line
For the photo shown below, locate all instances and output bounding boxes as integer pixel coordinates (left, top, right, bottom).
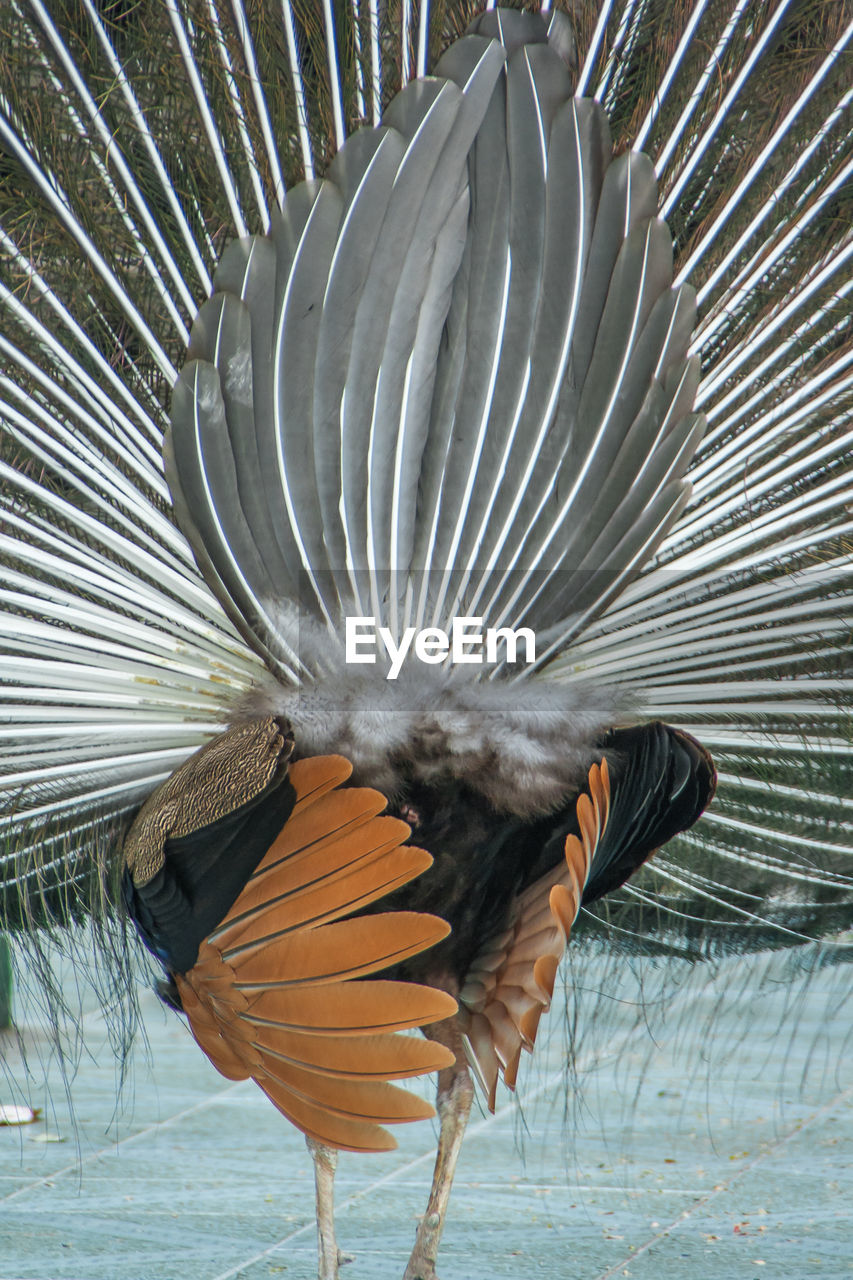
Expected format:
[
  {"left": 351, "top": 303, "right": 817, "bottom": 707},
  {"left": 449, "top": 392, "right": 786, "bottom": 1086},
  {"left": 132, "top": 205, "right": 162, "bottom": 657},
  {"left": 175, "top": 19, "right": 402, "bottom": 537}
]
[
  {"left": 205, "top": 1067, "right": 573, "bottom": 1280},
  {"left": 204, "top": 997, "right": 709, "bottom": 1280},
  {"left": 6, "top": 960, "right": 847, "bottom": 1280},
  {"left": 0, "top": 1079, "right": 249, "bottom": 1205},
  {"left": 591, "top": 1080, "right": 853, "bottom": 1280},
  {"left": 339, "top": 1181, "right": 715, "bottom": 1194}
]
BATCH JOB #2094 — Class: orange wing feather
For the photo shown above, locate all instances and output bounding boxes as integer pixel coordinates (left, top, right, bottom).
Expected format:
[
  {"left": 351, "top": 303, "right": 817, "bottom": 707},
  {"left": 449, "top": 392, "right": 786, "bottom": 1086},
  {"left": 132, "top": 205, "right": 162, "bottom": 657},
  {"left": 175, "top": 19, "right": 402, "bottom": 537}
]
[
  {"left": 457, "top": 759, "right": 611, "bottom": 1108},
  {"left": 177, "top": 756, "right": 457, "bottom": 1152}
]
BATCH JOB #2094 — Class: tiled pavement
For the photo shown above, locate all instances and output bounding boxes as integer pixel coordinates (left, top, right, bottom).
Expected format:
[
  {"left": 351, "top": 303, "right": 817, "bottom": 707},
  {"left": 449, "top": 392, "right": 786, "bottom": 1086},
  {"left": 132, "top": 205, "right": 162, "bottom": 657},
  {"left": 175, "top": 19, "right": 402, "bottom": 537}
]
[{"left": 1, "top": 948, "right": 851, "bottom": 1280}]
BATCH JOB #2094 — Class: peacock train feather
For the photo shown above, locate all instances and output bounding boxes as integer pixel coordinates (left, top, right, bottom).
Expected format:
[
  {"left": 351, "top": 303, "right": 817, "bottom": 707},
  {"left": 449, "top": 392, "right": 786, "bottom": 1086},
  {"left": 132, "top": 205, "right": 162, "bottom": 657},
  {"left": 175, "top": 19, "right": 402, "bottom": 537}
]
[{"left": 0, "top": 0, "right": 851, "bottom": 1272}]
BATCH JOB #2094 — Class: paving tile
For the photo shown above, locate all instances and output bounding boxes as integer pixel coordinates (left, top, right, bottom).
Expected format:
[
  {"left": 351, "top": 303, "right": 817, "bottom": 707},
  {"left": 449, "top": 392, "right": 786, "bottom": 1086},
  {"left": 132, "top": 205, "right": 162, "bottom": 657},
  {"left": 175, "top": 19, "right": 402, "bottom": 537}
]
[{"left": 1, "top": 951, "right": 851, "bottom": 1280}]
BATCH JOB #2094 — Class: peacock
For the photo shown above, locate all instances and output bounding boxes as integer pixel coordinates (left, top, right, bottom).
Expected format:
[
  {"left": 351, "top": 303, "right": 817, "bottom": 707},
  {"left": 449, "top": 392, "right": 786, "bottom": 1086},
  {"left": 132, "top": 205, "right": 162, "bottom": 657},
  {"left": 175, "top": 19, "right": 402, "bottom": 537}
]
[{"left": 0, "top": 1, "right": 851, "bottom": 1278}]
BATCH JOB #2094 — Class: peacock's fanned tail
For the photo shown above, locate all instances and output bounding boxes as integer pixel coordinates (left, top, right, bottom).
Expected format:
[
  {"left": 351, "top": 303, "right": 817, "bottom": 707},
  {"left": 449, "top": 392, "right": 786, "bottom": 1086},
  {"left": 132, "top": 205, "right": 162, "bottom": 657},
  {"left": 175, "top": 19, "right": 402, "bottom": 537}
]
[{"left": 0, "top": 0, "right": 851, "bottom": 990}]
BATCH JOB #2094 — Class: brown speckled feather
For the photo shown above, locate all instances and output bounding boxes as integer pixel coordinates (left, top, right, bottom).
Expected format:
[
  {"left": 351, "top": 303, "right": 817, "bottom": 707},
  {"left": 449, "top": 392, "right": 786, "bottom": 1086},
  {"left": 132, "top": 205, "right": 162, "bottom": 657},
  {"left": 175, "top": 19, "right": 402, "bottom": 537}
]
[{"left": 124, "top": 717, "right": 293, "bottom": 886}]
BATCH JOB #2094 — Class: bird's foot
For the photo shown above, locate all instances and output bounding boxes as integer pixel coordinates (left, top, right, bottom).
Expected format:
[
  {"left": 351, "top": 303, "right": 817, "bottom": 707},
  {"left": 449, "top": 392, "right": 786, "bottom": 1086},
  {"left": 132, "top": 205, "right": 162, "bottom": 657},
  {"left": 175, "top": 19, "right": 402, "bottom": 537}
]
[
  {"left": 402, "top": 1216, "right": 441, "bottom": 1280},
  {"left": 315, "top": 1248, "right": 353, "bottom": 1280},
  {"left": 402, "top": 1260, "right": 439, "bottom": 1280}
]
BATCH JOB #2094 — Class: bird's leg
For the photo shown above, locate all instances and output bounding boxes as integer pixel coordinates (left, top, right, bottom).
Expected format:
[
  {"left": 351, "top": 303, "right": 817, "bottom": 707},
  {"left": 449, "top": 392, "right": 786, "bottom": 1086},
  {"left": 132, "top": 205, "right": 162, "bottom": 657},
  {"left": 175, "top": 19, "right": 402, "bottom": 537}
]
[
  {"left": 403, "top": 1019, "right": 474, "bottom": 1280},
  {"left": 306, "top": 1137, "right": 352, "bottom": 1280}
]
